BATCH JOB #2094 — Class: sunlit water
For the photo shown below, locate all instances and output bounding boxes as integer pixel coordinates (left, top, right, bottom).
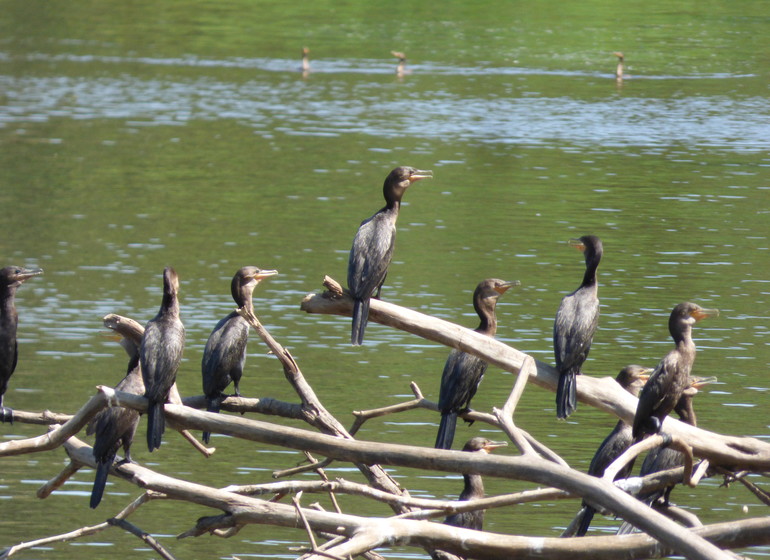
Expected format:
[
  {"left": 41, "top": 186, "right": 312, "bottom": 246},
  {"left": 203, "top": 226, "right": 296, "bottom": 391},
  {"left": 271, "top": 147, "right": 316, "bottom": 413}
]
[{"left": 1, "top": 2, "right": 769, "bottom": 558}]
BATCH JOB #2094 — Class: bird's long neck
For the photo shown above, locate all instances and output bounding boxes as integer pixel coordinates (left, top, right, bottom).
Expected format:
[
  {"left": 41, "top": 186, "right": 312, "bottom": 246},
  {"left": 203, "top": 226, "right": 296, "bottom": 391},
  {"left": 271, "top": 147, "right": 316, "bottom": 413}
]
[
  {"left": 582, "top": 260, "right": 599, "bottom": 289},
  {"left": 476, "top": 313, "right": 497, "bottom": 337},
  {"left": 161, "top": 292, "right": 179, "bottom": 318},
  {"left": 0, "top": 287, "right": 18, "bottom": 326},
  {"left": 460, "top": 473, "right": 484, "bottom": 501},
  {"left": 475, "top": 299, "right": 497, "bottom": 337}
]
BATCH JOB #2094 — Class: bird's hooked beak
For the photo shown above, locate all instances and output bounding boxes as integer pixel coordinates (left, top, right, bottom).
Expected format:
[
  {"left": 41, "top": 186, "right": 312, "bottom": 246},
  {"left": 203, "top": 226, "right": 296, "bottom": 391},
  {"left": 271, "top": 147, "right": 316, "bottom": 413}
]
[
  {"left": 636, "top": 367, "right": 654, "bottom": 383},
  {"left": 17, "top": 267, "right": 43, "bottom": 282},
  {"left": 254, "top": 269, "right": 279, "bottom": 281},
  {"left": 494, "top": 280, "right": 521, "bottom": 295},
  {"left": 690, "top": 375, "right": 718, "bottom": 389},
  {"left": 482, "top": 440, "right": 508, "bottom": 453},
  {"left": 408, "top": 169, "right": 433, "bottom": 183},
  {"left": 568, "top": 238, "right": 586, "bottom": 252},
  {"left": 691, "top": 307, "right": 719, "bottom": 321}
]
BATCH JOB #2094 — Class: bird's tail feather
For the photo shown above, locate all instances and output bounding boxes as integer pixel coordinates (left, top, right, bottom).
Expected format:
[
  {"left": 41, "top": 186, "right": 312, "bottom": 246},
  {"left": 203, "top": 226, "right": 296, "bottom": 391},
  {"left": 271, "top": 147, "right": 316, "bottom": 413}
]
[
  {"left": 90, "top": 460, "right": 111, "bottom": 509},
  {"left": 556, "top": 370, "right": 578, "bottom": 419},
  {"left": 351, "top": 298, "right": 370, "bottom": 346},
  {"left": 574, "top": 504, "right": 596, "bottom": 537},
  {"left": 435, "top": 412, "right": 457, "bottom": 450},
  {"left": 146, "top": 401, "right": 165, "bottom": 452},
  {"left": 202, "top": 399, "right": 221, "bottom": 444}
]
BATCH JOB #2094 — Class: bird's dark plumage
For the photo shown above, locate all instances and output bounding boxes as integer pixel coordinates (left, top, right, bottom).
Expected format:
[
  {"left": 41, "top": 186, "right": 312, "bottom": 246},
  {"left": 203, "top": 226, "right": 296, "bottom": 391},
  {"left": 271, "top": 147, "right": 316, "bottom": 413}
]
[
  {"left": 0, "top": 265, "right": 43, "bottom": 423},
  {"left": 573, "top": 365, "right": 651, "bottom": 536},
  {"left": 430, "top": 437, "right": 506, "bottom": 560},
  {"left": 617, "top": 377, "right": 712, "bottom": 535},
  {"left": 201, "top": 266, "right": 277, "bottom": 443},
  {"left": 435, "top": 279, "right": 516, "bottom": 450},
  {"left": 348, "top": 166, "right": 432, "bottom": 345},
  {"left": 141, "top": 267, "right": 185, "bottom": 452},
  {"left": 632, "top": 303, "right": 717, "bottom": 441},
  {"left": 553, "top": 235, "right": 602, "bottom": 419},
  {"left": 89, "top": 314, "right": 145, "bottom": 509}
]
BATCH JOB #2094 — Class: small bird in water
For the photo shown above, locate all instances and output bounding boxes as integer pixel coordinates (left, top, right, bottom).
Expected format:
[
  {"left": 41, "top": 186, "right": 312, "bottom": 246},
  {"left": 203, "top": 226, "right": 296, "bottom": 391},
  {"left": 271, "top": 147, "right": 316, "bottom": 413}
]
[
  {"left": 632, "top": 302, "right": 718, "bottom": 441},
  {"left": 301, "top": 46, "right": 310, "bottom": 75},
  {"left": 391, "top": 50, "right": 407, "bottom": 76},
  {"left": 430, "top": 437, "right": 507, "bottom": 560},
  {"left": 348, "top": 166, "right": 432, "bottom": 345},
  {"left": 553, "top": 235, "right": 602, "bottom": 419},
  {"left": 0, "top": 265, "right": 43, "bottom": 423},
  {"left": 614, "top": 52, "right": 625, "bottom": 81},
  {"left": 88, "top": 313, "right": 145, "bottom": 509},
  {"left": 435, "top": 279, "right": 517, "bottom": 449},
  {"left": 571, "top": 364, "right": 651, "bottom": 536},
  {"left": 141, "top": 267, "right": 185, "bottom": 452},
  {"left": 201, "top": 266, "right": 277, "bottom": 443}
]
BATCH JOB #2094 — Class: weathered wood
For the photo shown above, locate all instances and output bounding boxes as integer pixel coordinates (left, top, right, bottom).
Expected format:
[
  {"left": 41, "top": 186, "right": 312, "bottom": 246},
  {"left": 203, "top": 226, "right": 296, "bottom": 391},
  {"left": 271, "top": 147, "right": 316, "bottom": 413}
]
[
  {"left": 62, "top": 436, "right": 769, "bottom": 560},
  {"left": 301, "top": 284, "right": 770, "bottom": 470}
]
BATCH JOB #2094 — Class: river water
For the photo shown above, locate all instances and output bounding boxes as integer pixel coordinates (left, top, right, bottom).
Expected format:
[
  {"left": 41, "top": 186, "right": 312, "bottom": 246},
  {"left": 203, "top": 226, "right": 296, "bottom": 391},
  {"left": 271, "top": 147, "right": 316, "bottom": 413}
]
[{"left": 1, "top": 1, "right": 769, "bottom": 558}]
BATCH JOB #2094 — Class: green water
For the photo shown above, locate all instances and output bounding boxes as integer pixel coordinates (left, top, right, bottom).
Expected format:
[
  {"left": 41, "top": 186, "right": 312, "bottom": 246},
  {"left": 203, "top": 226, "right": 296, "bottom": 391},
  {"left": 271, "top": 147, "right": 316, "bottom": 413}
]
[{"left": 1, "top": 0, "right": 769, "bottom": 558}]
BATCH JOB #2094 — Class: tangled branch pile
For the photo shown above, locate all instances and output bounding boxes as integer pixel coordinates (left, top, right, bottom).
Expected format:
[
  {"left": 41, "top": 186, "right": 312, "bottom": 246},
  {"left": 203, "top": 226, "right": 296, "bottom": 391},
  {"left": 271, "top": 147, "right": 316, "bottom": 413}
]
[{"left": 1, "top": 278, "right": 768, "bottom": 560}]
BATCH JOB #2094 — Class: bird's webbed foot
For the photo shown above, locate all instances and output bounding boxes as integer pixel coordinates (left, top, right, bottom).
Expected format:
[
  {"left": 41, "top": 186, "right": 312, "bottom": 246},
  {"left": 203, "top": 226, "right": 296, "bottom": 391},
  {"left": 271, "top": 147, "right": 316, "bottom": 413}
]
[
  {"left": 460, "top": 408, "right": 475, "bottom": 426},
  {"left": 0, "top": 405, "right": 14, "bottom": 424}
]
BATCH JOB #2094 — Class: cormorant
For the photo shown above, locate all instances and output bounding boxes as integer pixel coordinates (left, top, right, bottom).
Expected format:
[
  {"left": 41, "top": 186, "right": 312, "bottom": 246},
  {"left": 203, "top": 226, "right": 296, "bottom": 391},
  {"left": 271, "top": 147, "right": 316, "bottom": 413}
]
[
  {"left": 614, "top": 52, "right": 624, "bottom": 80},
  {"left": 632, "top": 302, "right": 717, "bottom": 441},
  {"left": 0, "top": 265, "right": 43, "bottom": 423},
  {"left": 430, "top": 437, "right": 507, "bottom": 560},
  {"left": 301, "top": 46, "right": 310, "bottom": 75},
  {"left": 88, "top": 313, "right": 145, "bottom": 509},
  {"left": 573, "top": 364, "right": 651, "bottom": 536},
  {"left": 391, "top": 51, "right": 406, "bottom": 76},
  {"left": 201, "top": 266, "right": 277, "bottom": 443},
  {"left": 435, "top": 279, "right": 516, "bottom": 450},
  {"left": 553, "top": 235, "right": 602, "bottom": 419},
  {"left": 141, "top": 267, "right": 185, "bottom": 452},
  {"left": 347, "top": 166, "right": 432, "bottom": 345},
  {"left": 618, "top": 376, "right": 713, "bottom": 534}
]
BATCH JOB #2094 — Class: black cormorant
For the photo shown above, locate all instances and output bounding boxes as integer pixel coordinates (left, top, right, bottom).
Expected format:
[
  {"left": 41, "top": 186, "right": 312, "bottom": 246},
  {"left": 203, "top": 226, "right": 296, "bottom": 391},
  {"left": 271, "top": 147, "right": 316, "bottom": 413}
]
[
  {"left": 141, "top": 267, "right": 185, "bottom": 452},
  {"left": 632, "top": 302, "right": 717, "bottom": 441},
  {"left": 347, "top": 166, "right": 432, "bottom": 345},
  {"left": 618, "top": 376, "right": 713, "bottom": 534},
  {"left": 0, "top": 265, "right": 43, "bottom": 423},
  {"left": 573, "top": 364, "right": 651, "bottom": 536},
  {"left": 614, "top": 52, "right": 625, "bottom": 80},
  {"left": 201, "top": 266, "right": 277, "bottom": 443},
  {"left": 391, "top": 51, "right": 406, "bottom": 76},
  {"left": 553, "top": 235, "right": 602, "bottom": 419},
  {"left": 88, "top": 313, "right": 145, "bottom": 509},
  {"left": 435, "top": 279, "right": 516, "bottom": 450},
  {"left": 301, "top": 47, "right": 310, "bottom": 74},
  {"left": 430, "top": 437, "right": 507, "bottom": 560}
]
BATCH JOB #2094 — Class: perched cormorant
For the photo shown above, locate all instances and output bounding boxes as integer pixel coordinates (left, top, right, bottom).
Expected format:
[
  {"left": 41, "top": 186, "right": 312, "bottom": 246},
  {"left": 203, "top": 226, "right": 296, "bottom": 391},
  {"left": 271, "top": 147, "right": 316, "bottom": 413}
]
[
  {"left": 614, "top": 52, "right": 625, "bottom": 81},
  {"left": 553, "top": 235, "right": 603, "bottom": 419},
  {"left": 0, "top": 265, "right": 43, "bottom": 423},
  {"left": 88, "top": 313, "right": 145, "bottom": 509},
  {"left": 347, "top": 166, "right": 432, "bottom": 345},
  {"left": 141, "top": 267, "right": 185, "bottom": 452},
  {"left": 391, "top": 50, "right": 406, "bottom": 76},
  {"left": 618, "top": 377, "right": 713, "bottom": 534},
  {"left": 201, "top": 266, "right": 277, "bottom": 443},
  {"left": 632, "top": 302, "right": 717, "bottom": 441},
  {"left": 430, "top": 437, "right": 507, "bottom": 560},
  {"left": 573, "top": 364, "right": 651, "bottom": 536},
  {"left": 435, "top": 279, "right": 516, "bottom": 449}
]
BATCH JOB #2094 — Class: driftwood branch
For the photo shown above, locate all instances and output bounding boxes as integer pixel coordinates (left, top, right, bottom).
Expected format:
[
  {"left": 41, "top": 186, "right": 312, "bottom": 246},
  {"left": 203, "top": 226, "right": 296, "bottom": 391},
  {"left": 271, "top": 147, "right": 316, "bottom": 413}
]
[{"left": 301, "top": 280, "right": 770, "bottom": 471}]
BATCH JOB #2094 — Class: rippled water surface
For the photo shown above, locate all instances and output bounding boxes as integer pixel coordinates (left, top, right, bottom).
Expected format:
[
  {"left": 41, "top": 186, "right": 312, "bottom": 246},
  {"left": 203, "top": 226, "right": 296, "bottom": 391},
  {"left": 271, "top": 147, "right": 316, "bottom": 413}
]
[{"left": 1, "top": 0, "right": 769, "bottom": 557}]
